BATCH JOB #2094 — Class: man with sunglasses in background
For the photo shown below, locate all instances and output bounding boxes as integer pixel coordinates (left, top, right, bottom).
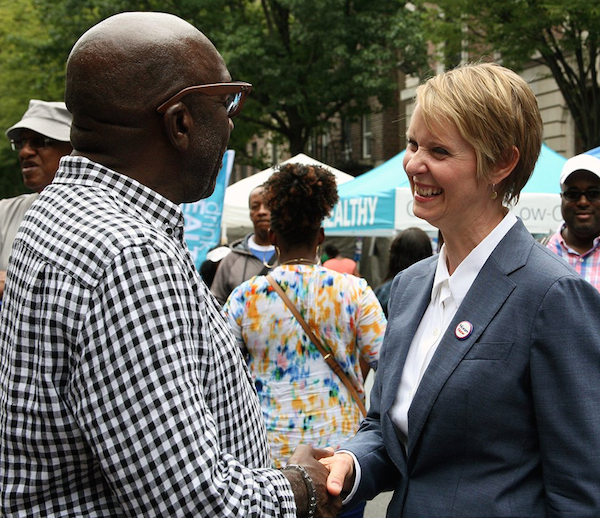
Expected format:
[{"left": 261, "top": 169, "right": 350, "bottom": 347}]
[
  {"left": 0, "top": 100, "right": 72, "bottom": 301},
  {"left": 0, "top": 11, "right": 340, "bottom": 518},
  {"left": 546, "top": 153, "right": 600, "bottom": 291}
]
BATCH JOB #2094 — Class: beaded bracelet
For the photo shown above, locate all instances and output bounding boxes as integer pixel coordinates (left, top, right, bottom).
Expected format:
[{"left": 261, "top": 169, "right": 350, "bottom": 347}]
[{"left": 284, "top": 464, "right": 318, "bottom": 518}]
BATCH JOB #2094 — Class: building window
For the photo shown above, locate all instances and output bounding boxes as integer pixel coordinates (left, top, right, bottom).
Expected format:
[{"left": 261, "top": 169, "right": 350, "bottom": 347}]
[
  {"left": 307, "top": 134, "right": 318, "bottom": 157},
  {"left": 321, "top": 131, "right": 329, "bottom": 162},
  {"left": 342, "top": 118, "right": 352, "bottom": 162},
  {"left": 362, "top": 114, "right": 372, "bottom": 159}
]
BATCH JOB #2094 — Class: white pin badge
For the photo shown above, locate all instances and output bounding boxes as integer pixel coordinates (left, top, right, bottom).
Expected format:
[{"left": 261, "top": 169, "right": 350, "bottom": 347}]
[{"left": 455, "top": 321, "right": 473, "bottom": 340}]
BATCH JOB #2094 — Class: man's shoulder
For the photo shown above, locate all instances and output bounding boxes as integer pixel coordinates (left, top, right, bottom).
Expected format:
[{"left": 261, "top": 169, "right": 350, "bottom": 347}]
[
  {"left": 19, "top": 187, "right": 181, "bottom": 287},
  {"left": 227, "top": 234, "right": 255, "bottom": 255},
  {"left": 0, "top": 192, "right": 38, "bottom": 215},
  {"left": 540, "top": 230, "right": 562, "bottom": 248}
]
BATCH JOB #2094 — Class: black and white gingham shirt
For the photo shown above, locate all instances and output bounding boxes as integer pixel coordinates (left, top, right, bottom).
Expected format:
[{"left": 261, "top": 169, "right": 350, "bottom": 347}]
[{"left": 0, "top": 157, "right": 295, "bottom": 517}]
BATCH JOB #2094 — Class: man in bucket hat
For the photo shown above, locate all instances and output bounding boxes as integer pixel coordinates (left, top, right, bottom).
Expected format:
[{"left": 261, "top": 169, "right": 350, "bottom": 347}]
[
  {"left": 546, "top": 153, "right": 600, "bottom": 291},
  {"left": 0, "top": 99, "right": 73, "bottom": 300}
]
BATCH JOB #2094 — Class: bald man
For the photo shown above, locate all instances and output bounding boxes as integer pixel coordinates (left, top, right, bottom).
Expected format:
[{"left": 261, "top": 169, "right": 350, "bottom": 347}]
[{"left": 0, "top": 12, "right": 339, "bottom": 518}]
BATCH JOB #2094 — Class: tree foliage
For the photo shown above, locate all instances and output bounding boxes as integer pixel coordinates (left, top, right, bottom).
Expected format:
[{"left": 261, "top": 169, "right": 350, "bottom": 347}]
[
  {"left": 0, "top": 0, "right": 428, "bottom": 196},
  {"left": 0, "top": 0, "right": 67, "bottom": 197},
  {"left": 206, "top": 0, "right": 429, "bottom": 156},
  {"left": 419, "top": 0, "right": 600, "bottom": 151}
]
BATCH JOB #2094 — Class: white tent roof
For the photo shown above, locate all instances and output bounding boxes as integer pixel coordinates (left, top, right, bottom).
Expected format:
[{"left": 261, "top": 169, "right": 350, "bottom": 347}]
[{"left": 223, "top": 153, "right": 354, "bottom": 229}]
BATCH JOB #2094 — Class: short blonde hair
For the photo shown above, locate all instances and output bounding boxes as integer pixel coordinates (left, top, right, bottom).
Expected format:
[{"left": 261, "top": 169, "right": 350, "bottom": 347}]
[{"left": 415, "top": 62, "right": 543, "bottom": 204}]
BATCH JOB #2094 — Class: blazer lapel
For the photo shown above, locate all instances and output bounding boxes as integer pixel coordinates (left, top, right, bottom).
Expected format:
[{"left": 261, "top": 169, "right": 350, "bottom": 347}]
[
  {"left": 406, "top": 220, "right": 533, "bottom": 458},
  {"left": 381, "top": 260, "right": 436, "bottom": 416}
]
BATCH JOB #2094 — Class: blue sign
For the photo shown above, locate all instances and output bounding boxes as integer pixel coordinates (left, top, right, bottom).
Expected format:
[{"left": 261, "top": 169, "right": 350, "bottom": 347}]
[
  {"left": 182, "top": 150, "right": 234, "bottom": 270},
  {"left": 323, "top": 151, "right": 407, "bottom": 236}
]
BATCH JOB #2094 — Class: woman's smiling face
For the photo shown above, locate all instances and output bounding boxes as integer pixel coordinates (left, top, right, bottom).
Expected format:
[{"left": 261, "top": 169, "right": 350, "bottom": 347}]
[{"left": 403, "top": 105, "right": 492, "bottom": 236}]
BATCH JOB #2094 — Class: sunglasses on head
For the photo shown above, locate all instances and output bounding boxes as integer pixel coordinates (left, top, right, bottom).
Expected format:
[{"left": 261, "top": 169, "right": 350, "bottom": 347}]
[{"left": 156, "top": 82, "right": 252, "bottom": 118}]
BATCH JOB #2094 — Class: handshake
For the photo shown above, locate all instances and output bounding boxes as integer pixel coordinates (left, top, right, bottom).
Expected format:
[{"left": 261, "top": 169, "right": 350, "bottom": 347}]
[{"left": 281, "top": 445, "right": 356, "bottom": 518}]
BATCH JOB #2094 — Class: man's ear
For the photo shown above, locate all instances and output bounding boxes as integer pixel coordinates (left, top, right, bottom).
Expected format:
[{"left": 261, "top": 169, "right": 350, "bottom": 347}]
[{"left": 162, "top": 102, "right": 193, "bottom": 151}]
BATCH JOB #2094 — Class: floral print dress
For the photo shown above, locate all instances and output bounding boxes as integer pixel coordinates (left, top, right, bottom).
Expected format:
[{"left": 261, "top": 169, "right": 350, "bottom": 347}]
[{"left": 224, "top": 264, "right": 386, "bottom": 467}]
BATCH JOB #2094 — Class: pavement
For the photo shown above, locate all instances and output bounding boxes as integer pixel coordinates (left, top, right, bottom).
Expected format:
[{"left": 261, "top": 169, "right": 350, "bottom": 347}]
[
  {"left": 364, "top": 491, "right": 392, "bottom": 517},
  {"left": 360, "top": 371, "right": 393, "bottom": 517}
]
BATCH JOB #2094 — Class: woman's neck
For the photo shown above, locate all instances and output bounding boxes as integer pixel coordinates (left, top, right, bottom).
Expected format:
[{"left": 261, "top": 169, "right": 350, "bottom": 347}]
[
  {"left": 441, "top": 208, "right": 507, "bottom": 275},
  {"left": 278, "top": 245, "right": 319, "bottom": 266}
]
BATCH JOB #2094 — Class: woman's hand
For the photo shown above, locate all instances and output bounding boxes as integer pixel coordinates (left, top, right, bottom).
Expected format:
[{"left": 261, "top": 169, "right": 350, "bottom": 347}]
[{"left": 319, "top": 451, "right": 356, "bottom": 498}]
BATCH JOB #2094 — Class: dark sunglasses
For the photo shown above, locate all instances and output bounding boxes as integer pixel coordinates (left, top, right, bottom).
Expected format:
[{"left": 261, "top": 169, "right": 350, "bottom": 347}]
[
  {"left": 10, "top": 136, "right": 57, "bottom": 152},
  {"left": 156, "top": 81, "right": 252, "bottom": 118},
  {"left": 561, "top": 188, "right": 600, "bottom": 202}
]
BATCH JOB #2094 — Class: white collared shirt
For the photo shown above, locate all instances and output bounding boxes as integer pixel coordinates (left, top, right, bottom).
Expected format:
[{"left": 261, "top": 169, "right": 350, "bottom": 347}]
[{"left": 390, "top": 212, "right": 518, "bottom": 446}]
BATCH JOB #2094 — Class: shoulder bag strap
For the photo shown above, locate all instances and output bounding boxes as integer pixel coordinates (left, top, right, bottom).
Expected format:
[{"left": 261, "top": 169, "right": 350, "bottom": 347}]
[{"left": 266, "top": 274, "right": 367, "bottom": 417}]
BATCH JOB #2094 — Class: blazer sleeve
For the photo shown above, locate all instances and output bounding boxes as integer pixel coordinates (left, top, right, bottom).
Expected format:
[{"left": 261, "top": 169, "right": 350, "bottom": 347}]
[
  {"left": 339, "top": 320, "right": 403, "bottom": 504},
  {"left": 530, "top": 273, "right": 600, "bottom": 515}
]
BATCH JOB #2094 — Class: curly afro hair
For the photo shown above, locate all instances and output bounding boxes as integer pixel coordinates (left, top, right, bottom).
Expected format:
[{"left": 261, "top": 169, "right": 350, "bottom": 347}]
[{"left": 263, "top": 163, "right": 339, "bottom": 246}]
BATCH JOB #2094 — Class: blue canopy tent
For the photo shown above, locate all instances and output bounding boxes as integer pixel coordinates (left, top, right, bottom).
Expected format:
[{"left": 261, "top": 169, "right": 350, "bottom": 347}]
[
  {"left": 324, "top": 144, "right": 567, "bottom": 236},
  {"left": 586, "top": 145, "right": 600, "bottom": 159},
  {"left": 323, "top": 151, "right": 408, "bottom": 236}
]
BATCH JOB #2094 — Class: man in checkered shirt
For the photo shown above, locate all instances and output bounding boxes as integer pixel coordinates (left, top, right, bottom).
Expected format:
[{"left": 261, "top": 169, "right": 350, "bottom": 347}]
[{"left": 0, "top": 12, "right": 341, "bottom": 518}]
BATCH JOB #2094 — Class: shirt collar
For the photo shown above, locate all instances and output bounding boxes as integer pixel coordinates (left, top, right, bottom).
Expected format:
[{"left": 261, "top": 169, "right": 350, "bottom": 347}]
[
  {"left": 432, "top": 212, "right": 518, "bottom": 307},
  {"left": 55, "top": 156, "right": 185, "bottom": 239},
  {"left": 556, "top": 222, "right": 600, "bottom": 256}
]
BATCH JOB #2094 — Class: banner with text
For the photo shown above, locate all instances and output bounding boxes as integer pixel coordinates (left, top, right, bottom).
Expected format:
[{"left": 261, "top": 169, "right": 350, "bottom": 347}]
[
  {"left": 323, "top": 190, "right": 396, "bottom": 236},
  {"left": 182, "top": 150, "right": 234, "bottom": 270},
  {"left": 394, "top": 188, "right": 562, "bottom": 235}
]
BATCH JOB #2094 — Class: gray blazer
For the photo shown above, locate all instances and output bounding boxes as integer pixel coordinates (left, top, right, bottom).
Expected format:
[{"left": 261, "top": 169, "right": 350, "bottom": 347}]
[{"left": 343, "top": 219, "right": 600, "bottom": 517}]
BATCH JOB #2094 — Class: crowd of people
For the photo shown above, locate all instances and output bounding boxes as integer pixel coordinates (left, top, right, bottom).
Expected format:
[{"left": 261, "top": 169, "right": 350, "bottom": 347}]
[{"left": 1, "top": 10, "right": 600, "bottom": 518}]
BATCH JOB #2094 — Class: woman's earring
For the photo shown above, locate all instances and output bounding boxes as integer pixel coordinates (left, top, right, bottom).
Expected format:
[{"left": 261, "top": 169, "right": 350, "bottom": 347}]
[
  {"left": 262, "top": 246, "right": 279, "bottom": 269},
  {"left": 490, "top": 184, "right": 498, "bottom": 200}
]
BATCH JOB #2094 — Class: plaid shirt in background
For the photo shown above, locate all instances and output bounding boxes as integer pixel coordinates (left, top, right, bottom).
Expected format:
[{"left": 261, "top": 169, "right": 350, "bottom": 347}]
[
  {"left": 546, "top": 224, "right": 600, "bottom": 292},
  {"left": 0, "top": 156, "right": 295, "bottom": 517}
]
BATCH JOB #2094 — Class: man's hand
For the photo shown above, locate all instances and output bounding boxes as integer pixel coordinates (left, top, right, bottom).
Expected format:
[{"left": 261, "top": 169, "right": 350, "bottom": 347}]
[
  {"left": 282, "top": 444, "right": 342, "bottom": 518},
  {"left": 319, "top": 452, "right": 355, "bottom": 498}
]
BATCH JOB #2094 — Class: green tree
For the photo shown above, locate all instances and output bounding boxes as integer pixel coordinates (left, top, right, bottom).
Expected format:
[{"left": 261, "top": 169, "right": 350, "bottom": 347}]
[
  {"left": 206, "top": 0, "right": 428, "bottom": 157},
  {"left": 420, "top": 0, "right": 600, "bottom": 152},
  {"left": 0, "top": 0, "right": 67, "bottom": 197},
  {"left": 1, "top": 0, "right": 427, "bottom": 193}
]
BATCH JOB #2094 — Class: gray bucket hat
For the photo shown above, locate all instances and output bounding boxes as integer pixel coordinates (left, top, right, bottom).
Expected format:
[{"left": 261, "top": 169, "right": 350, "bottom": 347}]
[{"left": 5, "top": 99, "right": 72, "bottom": 142}]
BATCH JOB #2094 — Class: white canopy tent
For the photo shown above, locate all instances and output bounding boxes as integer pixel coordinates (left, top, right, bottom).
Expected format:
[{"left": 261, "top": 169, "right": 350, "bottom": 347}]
[{"left": 222, "top": 153, "right": 354, "bottom": 231}]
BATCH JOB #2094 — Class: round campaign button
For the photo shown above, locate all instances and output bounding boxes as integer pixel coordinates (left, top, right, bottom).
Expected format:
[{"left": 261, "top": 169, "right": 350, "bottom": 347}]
[{"left": 455, "top": 321, "right": 473, "bottom": 340}]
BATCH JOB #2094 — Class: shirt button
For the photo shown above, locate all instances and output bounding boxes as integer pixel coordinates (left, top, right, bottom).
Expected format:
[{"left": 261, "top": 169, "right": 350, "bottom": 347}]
[
  {"left": 433, "top": 328, "right": 440, "bottom": 337},
  {"left": 166, "top": 227, "right": 173, "bottom": 235}
]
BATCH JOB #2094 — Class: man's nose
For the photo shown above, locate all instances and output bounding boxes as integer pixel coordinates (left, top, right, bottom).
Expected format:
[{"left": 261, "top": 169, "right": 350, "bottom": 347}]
[
  {"left": 19, "top": 141, "right": 38, "bottom": 158},
  {"left": 576, "top": 194, "right": 591, "bottom": 205}
]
